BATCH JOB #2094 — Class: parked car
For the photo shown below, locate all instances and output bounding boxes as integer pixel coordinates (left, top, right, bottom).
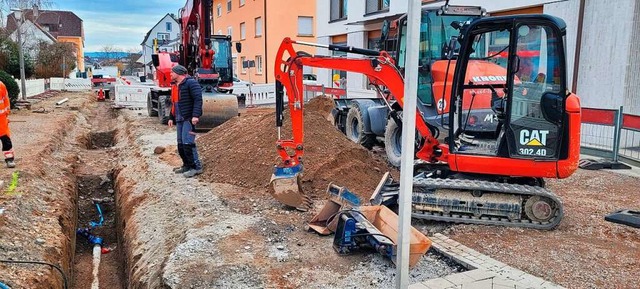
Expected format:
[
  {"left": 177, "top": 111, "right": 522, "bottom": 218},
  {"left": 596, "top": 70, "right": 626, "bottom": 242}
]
[
  {"left": 218, "top": 76, "right": 252, "bottom": 94},
  {"left": 303, "top": 73, "right": 318, "bottom": 86}
]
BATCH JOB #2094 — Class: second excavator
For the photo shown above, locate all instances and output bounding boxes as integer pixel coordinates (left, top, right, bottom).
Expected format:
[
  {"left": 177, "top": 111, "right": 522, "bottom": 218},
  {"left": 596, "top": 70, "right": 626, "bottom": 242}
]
[{"left": 270, "top": 13, "right": 581, "bottom": 230}]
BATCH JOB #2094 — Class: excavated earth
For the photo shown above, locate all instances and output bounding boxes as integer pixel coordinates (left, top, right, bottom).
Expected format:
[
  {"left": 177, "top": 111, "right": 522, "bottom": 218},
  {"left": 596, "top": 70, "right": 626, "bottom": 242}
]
[{"left": 0, "top": 93, "right": 638, "bottom": 288}]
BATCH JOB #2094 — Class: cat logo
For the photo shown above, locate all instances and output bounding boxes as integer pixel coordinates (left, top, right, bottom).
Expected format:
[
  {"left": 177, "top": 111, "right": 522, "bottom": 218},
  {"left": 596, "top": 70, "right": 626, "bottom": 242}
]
[{"left": 519, "top": 129, "right": 549, "bottom": 146}]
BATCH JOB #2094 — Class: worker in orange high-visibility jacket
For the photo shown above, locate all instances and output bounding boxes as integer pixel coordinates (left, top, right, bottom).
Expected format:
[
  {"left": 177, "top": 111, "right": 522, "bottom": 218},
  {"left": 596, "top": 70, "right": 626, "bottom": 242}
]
[{"left": 0, "top": 81, "right": 15, "bottom": 168}]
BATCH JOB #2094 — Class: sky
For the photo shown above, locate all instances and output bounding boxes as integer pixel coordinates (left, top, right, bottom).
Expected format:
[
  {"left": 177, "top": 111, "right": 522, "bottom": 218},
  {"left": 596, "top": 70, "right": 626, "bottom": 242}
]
[{"left": 52, "top": 0, "right": 184, "bottom": 52}]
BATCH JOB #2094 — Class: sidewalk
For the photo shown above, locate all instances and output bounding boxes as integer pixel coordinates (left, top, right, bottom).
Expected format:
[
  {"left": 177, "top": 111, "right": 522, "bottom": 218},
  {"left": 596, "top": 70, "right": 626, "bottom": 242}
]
[{"left": 410, "top": 234, "right": 564, "bottom": 289}]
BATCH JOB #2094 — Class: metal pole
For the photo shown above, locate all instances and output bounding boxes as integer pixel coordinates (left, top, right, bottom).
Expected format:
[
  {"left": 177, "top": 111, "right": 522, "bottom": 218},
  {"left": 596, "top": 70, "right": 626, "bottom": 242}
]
[
  {"left": 396, "top": 0, "right": 421, "bottom": 288},
  {"left": 16, "top": 20, "right": 27, "bottom": 101},
  {"left": 612, "top": 106, "right": 623, "bottom": 162}
]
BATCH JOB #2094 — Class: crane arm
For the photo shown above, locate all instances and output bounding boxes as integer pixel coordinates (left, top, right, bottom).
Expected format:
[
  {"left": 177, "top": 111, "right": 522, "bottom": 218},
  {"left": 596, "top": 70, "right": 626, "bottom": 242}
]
[{"left": 273, "top": 37, "right": 444, "bottom": 168}]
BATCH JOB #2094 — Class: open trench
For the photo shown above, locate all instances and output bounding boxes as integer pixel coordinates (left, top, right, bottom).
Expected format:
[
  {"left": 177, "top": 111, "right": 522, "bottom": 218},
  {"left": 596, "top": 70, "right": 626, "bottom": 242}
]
[{"left": 70, "top": 102, "right": 125, "bottom": 288}]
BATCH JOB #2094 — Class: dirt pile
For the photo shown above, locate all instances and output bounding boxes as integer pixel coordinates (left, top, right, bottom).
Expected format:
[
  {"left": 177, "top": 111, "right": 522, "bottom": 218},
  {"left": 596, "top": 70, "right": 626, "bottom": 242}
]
[
  {"left": 304, "top": 96, "right": 335, "bottom": 117},
  {"left": 198, "top": 105, "right": 397, "bottom": 200}
]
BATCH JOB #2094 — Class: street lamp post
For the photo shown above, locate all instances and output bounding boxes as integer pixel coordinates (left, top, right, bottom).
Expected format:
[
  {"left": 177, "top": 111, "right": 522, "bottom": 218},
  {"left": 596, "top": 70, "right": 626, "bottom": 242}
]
[
  {"left": 11, "top": 5, "right": 39, "bottom": 102},
  {"left": 11, "top": 9, "right": 27, "bottom": 101}
]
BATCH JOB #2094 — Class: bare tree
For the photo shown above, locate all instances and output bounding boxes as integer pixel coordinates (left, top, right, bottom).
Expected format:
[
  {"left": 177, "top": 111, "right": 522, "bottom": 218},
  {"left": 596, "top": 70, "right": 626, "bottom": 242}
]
[
  {"left": 0, "top": 0, "right": 54, "bottom": 26},
  {"left": 100, "top": 44, "right": 118, "bottom": 65}
]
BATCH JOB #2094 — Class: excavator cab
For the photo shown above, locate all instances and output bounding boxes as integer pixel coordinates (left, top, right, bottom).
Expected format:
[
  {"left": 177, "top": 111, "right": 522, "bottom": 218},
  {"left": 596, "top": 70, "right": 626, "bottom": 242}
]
[{"left": 449, "top": 15, "right": 569, "bottom": 160}]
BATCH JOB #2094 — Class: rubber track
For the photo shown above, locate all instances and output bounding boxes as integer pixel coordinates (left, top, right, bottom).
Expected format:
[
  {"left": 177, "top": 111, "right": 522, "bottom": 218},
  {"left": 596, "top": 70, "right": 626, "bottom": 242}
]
[{"left": 409, "top": 177, "right": 564, "bottom": 230}]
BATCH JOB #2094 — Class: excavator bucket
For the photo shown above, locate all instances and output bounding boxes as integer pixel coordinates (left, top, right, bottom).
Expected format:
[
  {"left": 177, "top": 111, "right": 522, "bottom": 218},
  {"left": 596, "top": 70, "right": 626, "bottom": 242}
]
[{"left": 269, "top": 164, "right": 312, "bottom": 211}]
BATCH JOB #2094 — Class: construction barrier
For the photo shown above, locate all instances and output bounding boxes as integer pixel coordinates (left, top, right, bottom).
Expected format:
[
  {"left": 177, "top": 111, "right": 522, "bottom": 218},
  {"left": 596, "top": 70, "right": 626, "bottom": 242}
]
[
  {"left": 114, "top": 85, "right": 150, "bottom": 108},
  {"left": 581, "top": 106, "right": 640, "bottom": 167}
]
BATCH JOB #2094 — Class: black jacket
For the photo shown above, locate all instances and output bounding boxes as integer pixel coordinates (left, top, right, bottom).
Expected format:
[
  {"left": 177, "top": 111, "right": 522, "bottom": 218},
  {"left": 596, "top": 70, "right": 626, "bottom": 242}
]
[{"left": 175, "top": 77, "right": 203, "bottom": 120}]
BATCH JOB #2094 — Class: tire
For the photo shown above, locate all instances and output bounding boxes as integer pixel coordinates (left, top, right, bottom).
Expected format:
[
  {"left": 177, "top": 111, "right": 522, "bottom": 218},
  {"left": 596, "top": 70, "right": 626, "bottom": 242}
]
[
  {"left": 384, "top": 112, "right": 403, "bottom": 167},
  {"left": 147, "top": 92, "right": 158, "bottom": 117},
  {"left": 158, "top": 95, "right": 170, "bottom": 125},
  {"left": 345, "top": 105, "right": 376, "bottom": 149}
]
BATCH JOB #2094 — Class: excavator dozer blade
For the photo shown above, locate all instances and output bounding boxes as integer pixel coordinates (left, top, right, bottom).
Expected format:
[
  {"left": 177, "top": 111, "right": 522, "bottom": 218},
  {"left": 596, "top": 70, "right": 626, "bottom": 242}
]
[{"left": 269, "top": 164, "right": 312, "bottom": 211}]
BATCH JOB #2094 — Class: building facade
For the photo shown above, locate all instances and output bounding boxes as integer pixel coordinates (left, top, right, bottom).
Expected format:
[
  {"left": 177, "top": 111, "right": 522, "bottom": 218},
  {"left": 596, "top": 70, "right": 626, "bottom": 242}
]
[
  {"left": 139, "top": 14, "right": 180, "bottom": 79},
  {"left": 6, "top": 10, "right": 85, "bottom": 72},
  {"left": 316, "top": 0, "right": 640, "bottom": 114},
  {"left": 212, "top": 0, "right": 317, "bottom": 84}
]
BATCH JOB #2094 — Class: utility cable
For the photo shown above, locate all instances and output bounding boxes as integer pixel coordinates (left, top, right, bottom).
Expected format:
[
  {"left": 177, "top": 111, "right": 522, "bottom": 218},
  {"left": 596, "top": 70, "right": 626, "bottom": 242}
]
[{"left": 0, "top": 259, "right": 68, "bottom": 289}]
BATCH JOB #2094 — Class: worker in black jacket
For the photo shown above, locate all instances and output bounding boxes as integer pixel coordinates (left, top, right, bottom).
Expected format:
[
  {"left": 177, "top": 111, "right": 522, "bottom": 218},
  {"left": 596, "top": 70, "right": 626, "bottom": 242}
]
[{"left": 168, "top": 65, "right": 203, "bottom": 178}]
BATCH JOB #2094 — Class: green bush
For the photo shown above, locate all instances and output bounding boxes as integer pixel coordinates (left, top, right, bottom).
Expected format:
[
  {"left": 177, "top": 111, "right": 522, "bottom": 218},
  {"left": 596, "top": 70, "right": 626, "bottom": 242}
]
[{"left": 0, "top": 70, "right": 19, "bottom": 108}]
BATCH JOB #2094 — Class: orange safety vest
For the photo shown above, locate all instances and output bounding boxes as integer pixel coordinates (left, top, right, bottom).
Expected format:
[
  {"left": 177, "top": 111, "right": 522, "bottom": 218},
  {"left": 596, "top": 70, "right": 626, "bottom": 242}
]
[
  {"left": 170, "top": 83, "right": 179, "bottom": 116},
  {"left": 0, "top": 82, "right": 10, "bottom": 137}
]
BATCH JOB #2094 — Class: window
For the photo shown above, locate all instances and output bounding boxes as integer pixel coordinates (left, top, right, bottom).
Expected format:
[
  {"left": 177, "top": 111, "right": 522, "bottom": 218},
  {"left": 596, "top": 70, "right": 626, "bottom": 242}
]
[
  {"left": 227, "top": 26, "right": 233, "bottom": 38},
  {"left": 217, "top": 4, "right": 222, "bottom": 17},
  {"left": 366, "top": 0, "right": 390, "bottom": 14},
  {"left": 166, "top": 22, "right": 172, "bottom": 31},
  {"left": 240, "top": 22, "right": 246, "bottom": 40},
  {"left": 227, "top": 0, "right": 232, "bottom": 12},
  {"left": 256, "top": 55, "right": 263, "bottom": 74},
  {"left": 297, "top": 16, "right": 313, "bottom": 36},
  {"left": 240, "top": 56, "right": 246, "bottom": 73},
  {"left": 240, "top": 0, "right": 245, "bottom": 6},
  {"left": 330, "top": 0, "right": 348, "bottom": 21},
  {"left": 255, "top": 17, "right": 262, "bottom": 37}
]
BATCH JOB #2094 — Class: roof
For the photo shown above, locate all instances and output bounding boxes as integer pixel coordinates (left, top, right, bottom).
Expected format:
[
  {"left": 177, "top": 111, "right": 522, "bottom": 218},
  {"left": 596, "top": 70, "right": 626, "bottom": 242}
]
[
  {"left": 6, "top": 10, "right": 83, "bottom": 39},
  {"left": 141, "top": 13, "right": 180, "bottom": 46}
]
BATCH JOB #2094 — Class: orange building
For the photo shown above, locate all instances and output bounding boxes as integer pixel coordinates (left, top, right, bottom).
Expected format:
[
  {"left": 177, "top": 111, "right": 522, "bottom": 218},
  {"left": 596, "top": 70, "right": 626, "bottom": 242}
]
[{"left": 212, "top": 0, "right": 316, "bottom": 84}]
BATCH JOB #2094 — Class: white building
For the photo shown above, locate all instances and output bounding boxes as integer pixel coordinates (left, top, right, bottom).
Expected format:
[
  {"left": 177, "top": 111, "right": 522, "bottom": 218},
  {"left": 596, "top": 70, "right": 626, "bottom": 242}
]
[
  {"left": 9, "top": 19, "right": 57, "bottom": 59},
  {"left": 316, "top": 0, "right": 640, "bottom": 114},
  {"left": 138, "top": 13, "right": 180, "bottom": 78}
]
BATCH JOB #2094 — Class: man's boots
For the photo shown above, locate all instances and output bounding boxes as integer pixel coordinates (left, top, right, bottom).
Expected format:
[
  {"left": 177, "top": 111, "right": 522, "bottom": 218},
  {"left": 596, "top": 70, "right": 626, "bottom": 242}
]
[
  {"left": 4, "top": 150, "right": 15, "bottom": 168},
  {"left": 181, "top": 144, "right": 202, "bottom": 178},
  {"left": 173, "top": 144, "right": 189, "bottom": 173}
]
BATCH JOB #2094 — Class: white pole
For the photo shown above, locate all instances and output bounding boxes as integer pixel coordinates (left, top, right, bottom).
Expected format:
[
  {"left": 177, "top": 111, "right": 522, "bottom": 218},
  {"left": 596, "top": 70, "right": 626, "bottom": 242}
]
[
  {"left": 396, "top": 0, "right": 421, "bottom": 288},
  {"left": 16, "top": 18, "right": 27, "bottom": 101}
]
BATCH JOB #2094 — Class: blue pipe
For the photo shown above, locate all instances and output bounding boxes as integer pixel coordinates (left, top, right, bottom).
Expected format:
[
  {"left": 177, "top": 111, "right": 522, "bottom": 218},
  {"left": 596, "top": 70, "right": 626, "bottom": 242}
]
[
  {"left": 0, "top": 281, "right": 11, "bottom": 289},
  {"left": 90, "top": 203, "right": 104, "bottom": 228}
]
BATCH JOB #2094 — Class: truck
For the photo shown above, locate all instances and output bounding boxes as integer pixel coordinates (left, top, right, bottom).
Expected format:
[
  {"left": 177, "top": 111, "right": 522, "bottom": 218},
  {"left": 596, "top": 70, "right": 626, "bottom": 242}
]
[
  {"left": 331, "top": 4, "right": 499, "bottom": 167},
  {"left": 146, "top": 0, "right": 242, "bottom": 129}
]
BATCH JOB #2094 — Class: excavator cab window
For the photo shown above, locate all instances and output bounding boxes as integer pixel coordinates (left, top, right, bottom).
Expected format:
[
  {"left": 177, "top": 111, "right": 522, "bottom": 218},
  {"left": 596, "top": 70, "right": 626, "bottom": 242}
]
[{"left": 450, "top": 16, "right": 568, "bottom": 160}]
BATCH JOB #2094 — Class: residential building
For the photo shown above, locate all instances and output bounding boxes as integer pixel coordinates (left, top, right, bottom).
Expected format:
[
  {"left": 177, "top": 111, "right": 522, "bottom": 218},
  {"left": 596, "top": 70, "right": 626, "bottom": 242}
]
[
  {"left": 7, "top": 19, "right": 57, "bottom": 59},
  {"left": 317, "top": 0, "right": 640, "bottom": 114},
  {"left": 139, "top": 13, "right": 180, "bottom": 79},
  {"left": 6, "top": 10, "right": 85, "bottom": 71},
  {"left": 212, "top": 0, "right": 317, "bottom": 84}
]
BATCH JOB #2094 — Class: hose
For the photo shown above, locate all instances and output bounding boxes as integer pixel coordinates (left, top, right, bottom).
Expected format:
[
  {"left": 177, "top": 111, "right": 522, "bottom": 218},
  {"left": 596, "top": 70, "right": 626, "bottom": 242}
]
[
  {"left": 0, "top": 259, "right": 68, "bottom": 289},
  {"left": 0, "top": 281, "right": 11, "bottom": 289}
]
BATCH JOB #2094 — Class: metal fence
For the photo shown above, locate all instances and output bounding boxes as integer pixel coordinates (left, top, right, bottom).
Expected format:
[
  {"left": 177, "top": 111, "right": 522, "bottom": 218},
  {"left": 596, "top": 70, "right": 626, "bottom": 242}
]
[{"left": 581, "top": 106, "right": 640, "bottom": 166}]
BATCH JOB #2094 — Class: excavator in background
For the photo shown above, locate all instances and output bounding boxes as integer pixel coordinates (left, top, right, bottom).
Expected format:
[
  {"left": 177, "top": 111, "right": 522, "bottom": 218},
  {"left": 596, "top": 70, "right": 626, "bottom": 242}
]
[
  {"left": 146, "top": 0, "right": 241, "bottom": 129},
  {"left": 270, "top": 13, "right": 581, "bottom": 230}
]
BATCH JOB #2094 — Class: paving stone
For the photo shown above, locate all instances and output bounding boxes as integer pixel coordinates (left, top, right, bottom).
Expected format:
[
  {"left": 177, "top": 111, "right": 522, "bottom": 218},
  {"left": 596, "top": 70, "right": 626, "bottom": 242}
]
[
  {"left": 443, "top": 272, "right": 475, "bottom": 285},
  {"left": 464, "top": 278, "right": 495, "bottom": 289},
  {"left": 408, "top": 283, "right": 430, "bottom": 289},
  {"left": 463, "top": 269, "right": 496, "bottom": 281},
  {"left": 421, "top": 277, "right": 457, "bottom": 289}
]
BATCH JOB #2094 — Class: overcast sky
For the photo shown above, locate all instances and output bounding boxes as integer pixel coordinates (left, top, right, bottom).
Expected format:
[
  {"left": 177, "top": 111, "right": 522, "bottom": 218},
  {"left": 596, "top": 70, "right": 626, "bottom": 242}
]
[{"left": 53, "top": 0, "right": 184, "bottom": 52}]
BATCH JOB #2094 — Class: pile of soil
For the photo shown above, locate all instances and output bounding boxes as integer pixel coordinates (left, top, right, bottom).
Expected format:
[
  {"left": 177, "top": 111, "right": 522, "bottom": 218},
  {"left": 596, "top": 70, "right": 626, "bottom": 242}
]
[
  {"left": 198, "top": 104, "right": 397, "bottom": 200},
  {"left": 304, "top": 96, "right": 335, "bottom": 117}
]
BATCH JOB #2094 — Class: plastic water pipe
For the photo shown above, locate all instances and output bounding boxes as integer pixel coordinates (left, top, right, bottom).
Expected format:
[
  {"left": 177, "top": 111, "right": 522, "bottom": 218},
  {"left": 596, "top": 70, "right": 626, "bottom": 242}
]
[{"left": 91, "top": 244, "right": 101, "bottom": 289}]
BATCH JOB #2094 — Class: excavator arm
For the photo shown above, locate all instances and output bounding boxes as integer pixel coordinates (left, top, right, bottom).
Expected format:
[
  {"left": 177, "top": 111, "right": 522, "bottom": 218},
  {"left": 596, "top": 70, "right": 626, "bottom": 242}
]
[{"left": 270, "top": 37, "right": 447, "bottom": 211}]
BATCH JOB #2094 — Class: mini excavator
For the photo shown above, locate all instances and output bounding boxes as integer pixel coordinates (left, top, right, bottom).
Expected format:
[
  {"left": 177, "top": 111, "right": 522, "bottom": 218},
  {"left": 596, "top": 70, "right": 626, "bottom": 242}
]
[{"left": 270, "top": 14, "right": 581, "bottom": 230}]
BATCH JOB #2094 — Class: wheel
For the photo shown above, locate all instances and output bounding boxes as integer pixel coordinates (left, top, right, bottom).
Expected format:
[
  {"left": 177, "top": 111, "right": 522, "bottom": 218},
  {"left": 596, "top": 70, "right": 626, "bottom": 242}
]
[
  {"left": 147, "top": 92, "right": 158, "bottom": 117},
  {"left": 345, "top": 105, "right": 376, "bottom": 149},
  {"left": 158, "top": 95, "right": 170, "bottom": 125},
  {"left": 524, "top": 196, "right": 556, "bottom": 223},
  {"left": 384, "top": 112, "right": 403, "bottom": 167}
]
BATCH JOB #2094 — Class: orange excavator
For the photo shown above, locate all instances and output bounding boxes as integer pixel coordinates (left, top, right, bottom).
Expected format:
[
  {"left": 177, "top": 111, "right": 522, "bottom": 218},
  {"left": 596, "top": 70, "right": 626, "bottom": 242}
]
[{"left": 270, "top": 14, "right": 581, "bottom": 230}]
